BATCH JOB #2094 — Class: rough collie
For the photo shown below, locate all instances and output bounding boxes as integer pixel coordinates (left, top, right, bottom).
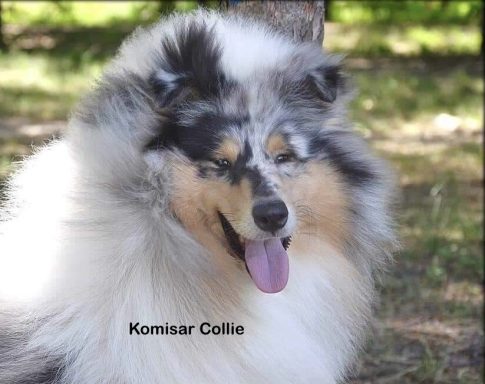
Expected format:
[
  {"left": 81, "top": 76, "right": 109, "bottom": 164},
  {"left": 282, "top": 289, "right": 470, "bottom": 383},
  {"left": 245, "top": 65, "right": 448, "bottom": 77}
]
[{"left": 0, "top": 10, "right": 396, "bottom": 384}]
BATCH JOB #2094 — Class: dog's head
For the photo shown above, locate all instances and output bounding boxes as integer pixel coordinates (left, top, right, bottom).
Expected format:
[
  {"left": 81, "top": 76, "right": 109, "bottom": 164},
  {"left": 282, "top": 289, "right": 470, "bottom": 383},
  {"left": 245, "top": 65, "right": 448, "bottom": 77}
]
[{"left": 74, "top": 15, "right": 394, "bottom": 293}]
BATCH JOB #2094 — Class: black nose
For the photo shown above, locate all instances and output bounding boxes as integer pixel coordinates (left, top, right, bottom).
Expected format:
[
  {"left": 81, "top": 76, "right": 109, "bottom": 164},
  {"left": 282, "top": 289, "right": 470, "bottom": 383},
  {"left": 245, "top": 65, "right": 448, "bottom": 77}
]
[{"left": 252, "top": 200, "right": 288, "bottom": 232}]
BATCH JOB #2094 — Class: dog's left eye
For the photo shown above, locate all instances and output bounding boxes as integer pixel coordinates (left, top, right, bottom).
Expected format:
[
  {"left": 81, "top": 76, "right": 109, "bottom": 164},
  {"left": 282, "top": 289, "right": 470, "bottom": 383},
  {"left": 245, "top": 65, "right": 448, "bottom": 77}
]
[
  {"left": 213, "top": 159, "right": 231, "bottom": 169},
  {"left": 275, "top": 154, "right": 294, "bottom": 164}
]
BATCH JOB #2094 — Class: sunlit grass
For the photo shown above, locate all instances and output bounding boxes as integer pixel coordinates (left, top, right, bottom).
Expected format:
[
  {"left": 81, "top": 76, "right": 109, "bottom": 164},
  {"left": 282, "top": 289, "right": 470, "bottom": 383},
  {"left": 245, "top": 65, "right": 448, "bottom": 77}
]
[
  {"left": 3, "top": 1, "right": 154, "bottom": 27},
  {"left": 329, "top": 0, "right": 481, "bottom": 25},
  {"left": 0, "top": 52, "right": 103, "bottom": 89},
  {"left": 325, "top": 24, "right": 481, "bottom": 56},
  {"left": 2, "top": 1, "right": 204, "bottom": 28},
  {"left": 0, "top": 52, "right": 104, "bottom": 120},
  {"left": 350, "top": 66, "right": 483, "bottom": 138}
]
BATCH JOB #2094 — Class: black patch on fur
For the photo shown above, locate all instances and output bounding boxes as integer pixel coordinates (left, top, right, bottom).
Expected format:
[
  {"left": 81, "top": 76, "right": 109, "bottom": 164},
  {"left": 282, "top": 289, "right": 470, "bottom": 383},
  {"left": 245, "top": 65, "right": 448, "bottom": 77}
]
[
  {"left": 0, "top": 311, "right": 66, "bottom": 384},
  {"left": 149, "top": 21, "right": 228, "bottom": 107},
  {"left": 246, "top": 168, "right": 274, "bottom": 197},
  {"left": 145, "top": 111, "right": 249, "bottom": 159},
  {"left": 147, "top": 111, "right": 226, "bottom": 159},
  {"left": 309, "top": 134, "right": 375, "bottom": 186},
  {"left": 223, "top": 141, "right": 274, "bottom": 197},
  {"left": 227, "top": 140, "right": 252, "bottom": 184},
  {"left": 15, "top": 362, "right": 65, "bottom": 384},
  {"left": 144, "top": 21, "right": 254, "bottom": 158}
]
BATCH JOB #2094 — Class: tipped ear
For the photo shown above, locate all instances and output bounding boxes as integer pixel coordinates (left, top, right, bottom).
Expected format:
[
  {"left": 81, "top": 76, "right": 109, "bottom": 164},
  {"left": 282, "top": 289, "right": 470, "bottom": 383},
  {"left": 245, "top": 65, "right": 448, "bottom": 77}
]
[
  {"left": 148, "top": 22, "right": 225, "bottom": 109},
  {"left": 149, "top": 69, "right": 189, "bottom": 108},
  {"left": 305, "top": 64, "right": 346, "bottom": 103}
]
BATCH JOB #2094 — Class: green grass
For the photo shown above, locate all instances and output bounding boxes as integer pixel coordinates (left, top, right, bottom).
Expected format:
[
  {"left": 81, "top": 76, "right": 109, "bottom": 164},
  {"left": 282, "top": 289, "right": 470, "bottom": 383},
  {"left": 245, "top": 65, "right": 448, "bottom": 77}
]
[
  {"left": 350, "top": 65, "right": 482, "bottom": 134},
  {"left": 324, "top": 24, "right": 481, "bottom": 57},
  {"left": 351, "top": 61, "right": 483, "bottom": 290},
  {"left": 3, "top": 1, "right": 146, "bottom": 27},
  {"left": 2, "top": 1, "right": 205, "bottom": 27},
  {"left": 0, "top": 22, "right": 133, "bottom": 120},
  {"left": 5, "top": 1, "right": 481, "bottom": 27},
  {"left": 328, "top": 0, "right": 482, "bottom": 25},
  {"left": 348, "top": 56, "right": 483, "bottom": 381},
  {"left": 0, "top": 52, "right": 103, "bottom": 120}
]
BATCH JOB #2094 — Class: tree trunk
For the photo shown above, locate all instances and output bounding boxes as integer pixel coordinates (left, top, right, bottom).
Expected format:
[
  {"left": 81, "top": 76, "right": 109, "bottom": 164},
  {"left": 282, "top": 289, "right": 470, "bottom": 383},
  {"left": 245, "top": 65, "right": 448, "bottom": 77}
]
[
  {"left": 220, "top": 1, "right": 325, "bottom": 45},
  {"left": 0, "top": 1, "right": 6, "bottom": 52}
]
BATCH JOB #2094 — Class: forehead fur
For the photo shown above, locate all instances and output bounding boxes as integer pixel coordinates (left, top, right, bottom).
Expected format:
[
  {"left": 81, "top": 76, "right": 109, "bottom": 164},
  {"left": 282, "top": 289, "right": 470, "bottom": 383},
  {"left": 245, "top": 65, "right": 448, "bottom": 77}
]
[
  {"left": 76, "top": 11, "right": 348, "bottom": 136},
  {"left": 112, "top": 10, "right": 296, "bottom": 83},
  {"left": 75, "top": 10, "right": 373, "bottom": 192},
  {"left": 214, "top": 138, "right": 240, "bottom": 163},
  {"left": 266, "top": 134, "right": 288, "bottom": 155}
]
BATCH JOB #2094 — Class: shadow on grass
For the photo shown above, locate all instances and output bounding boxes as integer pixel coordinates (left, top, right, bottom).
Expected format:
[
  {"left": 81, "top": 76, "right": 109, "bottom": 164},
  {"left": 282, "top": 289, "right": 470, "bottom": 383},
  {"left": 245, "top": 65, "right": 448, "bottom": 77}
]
[
  {"left": 391, "top": 141, "right": 483, "bottom": 283},
  {"left": 0, "top": 85, "right": 78, "bottom": 120}
]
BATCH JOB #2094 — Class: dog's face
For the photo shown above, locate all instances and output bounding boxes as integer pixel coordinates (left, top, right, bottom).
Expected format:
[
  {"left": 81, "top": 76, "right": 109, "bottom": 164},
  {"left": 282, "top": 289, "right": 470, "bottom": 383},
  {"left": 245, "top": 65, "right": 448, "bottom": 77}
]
[
  {"left": 161, "top": 98, "right": 351, "bottom": 294},
  {"left": 140, "top": 24, "right": 375, "bottom": 293}
]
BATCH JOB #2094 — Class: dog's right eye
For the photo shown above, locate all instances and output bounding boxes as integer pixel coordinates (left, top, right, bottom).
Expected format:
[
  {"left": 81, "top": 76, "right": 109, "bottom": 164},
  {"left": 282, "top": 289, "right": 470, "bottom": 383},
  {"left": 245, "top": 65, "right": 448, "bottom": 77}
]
[
  {"left": 213, "top": 159, "right": 231, "bottom": 169},
  {"left": 275, "top": 153, "right": 294, "bottom": 164}
]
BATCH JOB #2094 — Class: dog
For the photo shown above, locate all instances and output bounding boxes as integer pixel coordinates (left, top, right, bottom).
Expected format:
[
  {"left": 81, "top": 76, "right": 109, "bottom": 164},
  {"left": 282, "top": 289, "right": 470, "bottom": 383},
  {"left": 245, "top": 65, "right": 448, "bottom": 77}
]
[{"left": 0, "top": 10, "right": 396, "bottom": 384}]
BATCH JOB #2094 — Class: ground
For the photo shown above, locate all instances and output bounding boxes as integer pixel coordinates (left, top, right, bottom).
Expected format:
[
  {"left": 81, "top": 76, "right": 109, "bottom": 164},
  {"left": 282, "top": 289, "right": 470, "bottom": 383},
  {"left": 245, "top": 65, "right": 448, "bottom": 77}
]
[{"left": 0, "top": 5, "right": 483, "bottom": 384}]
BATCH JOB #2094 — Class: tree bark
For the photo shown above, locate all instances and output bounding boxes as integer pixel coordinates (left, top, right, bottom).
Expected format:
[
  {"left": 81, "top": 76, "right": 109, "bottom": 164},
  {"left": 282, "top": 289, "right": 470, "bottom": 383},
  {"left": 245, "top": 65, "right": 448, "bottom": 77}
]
[
  {"left": 0, "top": 1, "right": 6, "bottom": 52},
  {"left": 220, "top": 1, "right": 325, "bottom": 45}
]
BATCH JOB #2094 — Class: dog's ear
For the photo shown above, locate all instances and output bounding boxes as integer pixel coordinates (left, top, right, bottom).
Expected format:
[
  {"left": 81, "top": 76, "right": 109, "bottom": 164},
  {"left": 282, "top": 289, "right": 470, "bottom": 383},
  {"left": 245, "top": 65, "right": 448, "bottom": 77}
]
[
  {"left": 149, "top": 69, "right": 193, "bottom": 108},
  {"left": 149, "top": 23, "right": 224, "bottom": 109},
  {"left": 303, "top": 63, "right": 346, "bottom": 103}
]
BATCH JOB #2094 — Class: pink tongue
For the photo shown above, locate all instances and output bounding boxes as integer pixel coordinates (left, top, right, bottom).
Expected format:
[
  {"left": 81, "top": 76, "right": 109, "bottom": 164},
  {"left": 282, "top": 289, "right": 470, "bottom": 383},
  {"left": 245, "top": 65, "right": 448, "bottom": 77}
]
[{"left": 244, "top": 238, "right": 289, "bottom": 293}]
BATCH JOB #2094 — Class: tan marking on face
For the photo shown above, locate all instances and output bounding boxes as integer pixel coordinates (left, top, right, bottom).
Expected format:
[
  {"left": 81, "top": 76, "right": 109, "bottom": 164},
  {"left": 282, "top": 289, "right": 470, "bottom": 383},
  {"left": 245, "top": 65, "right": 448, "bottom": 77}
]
[
  {"left": 283, "top": 161, "right": 350, "bottom": 253},
  {"left": 213, "top": 138, "right": 240, "bottom": 164},
  {"left": 170, "top": 156, "right": 254, "bottom": 267},
  {"left": 168, "top": 158, "right": 246, "bottom": 302},
  {"left": 266, "top": 134, "right": 288, "bottom": 156}
]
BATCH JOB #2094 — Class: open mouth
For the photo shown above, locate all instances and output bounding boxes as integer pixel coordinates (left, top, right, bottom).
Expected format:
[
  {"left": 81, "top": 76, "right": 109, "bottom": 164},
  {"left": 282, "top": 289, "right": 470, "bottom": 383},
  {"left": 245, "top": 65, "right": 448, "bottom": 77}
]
[
  {"left": 218, "top": 212, "right": 291, "bottom": 294},
  {"left": 218, "top": 213, "right": 291, "bottom": 260}
]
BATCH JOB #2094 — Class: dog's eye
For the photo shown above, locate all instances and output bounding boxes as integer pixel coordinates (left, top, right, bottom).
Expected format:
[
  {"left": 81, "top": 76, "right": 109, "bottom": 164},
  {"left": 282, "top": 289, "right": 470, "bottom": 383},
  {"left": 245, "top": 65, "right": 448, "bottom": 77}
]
[
  {"left": 213, "top": 159, "right": 231, "bottom": 169},
  {"left": 275, "top": 154, "right": 294, "bottom": 164}
]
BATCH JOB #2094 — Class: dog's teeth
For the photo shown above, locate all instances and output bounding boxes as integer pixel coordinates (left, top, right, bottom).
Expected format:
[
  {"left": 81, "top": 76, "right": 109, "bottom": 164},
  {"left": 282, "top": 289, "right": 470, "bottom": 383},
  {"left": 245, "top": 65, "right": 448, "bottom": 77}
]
[{"left": 282, "top": 236, "right": 292, "bottom": 250}]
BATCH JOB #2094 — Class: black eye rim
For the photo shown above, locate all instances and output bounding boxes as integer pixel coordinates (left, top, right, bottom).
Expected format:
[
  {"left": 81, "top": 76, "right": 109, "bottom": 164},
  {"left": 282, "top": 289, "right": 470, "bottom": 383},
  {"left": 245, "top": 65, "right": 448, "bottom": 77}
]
[
  {"left": 275, "top": 153, "right": 295, "bottom": 164},
  {"left": 212, "top": 158, "right": 232, "bottom": 169}
]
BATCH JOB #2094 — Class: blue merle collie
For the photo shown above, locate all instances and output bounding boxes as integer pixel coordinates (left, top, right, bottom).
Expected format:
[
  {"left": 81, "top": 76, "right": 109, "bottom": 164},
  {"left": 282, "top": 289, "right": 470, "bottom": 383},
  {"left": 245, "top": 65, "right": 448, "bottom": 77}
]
[{"left": 0, "top": 10, "right": 396, "bottom": 384}]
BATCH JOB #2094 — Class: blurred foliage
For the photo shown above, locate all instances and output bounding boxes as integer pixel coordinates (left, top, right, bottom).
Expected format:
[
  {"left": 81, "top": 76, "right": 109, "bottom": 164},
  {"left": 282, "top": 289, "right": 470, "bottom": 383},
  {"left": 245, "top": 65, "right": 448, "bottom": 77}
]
[
  {"left": 3, "top": 1, "right": 147, "bottom": 27},
  {"left": 4, "top": 1, "right": 482, "bottom": 27},
  {"left": 351, "top": 65, "right": 482, "bottom": 125},
  {"left": 3, "top": 1, "right": 481, "bottom": 60},
  {"left": 324, "top": 24, "right": 481, "bottom": 57},
  {"left": 2, "top": 1, "right": 220, "bottom": 27},
  {"left": 0, "top": 52, "right": 103, "bottom": 120},
  {"left": 327, "top": 0, "right": 482, "bottom": 25}
]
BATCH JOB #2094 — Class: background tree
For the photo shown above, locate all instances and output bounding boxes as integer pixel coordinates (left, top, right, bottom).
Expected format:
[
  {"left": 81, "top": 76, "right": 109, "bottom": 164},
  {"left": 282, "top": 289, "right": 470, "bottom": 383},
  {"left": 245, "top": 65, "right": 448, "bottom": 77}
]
[
  {"left": 219, "top": 0, "right": 325, "bottom": 45},
  {"left": 0, "top": 1, "right": 6, "bottom": 52}
]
